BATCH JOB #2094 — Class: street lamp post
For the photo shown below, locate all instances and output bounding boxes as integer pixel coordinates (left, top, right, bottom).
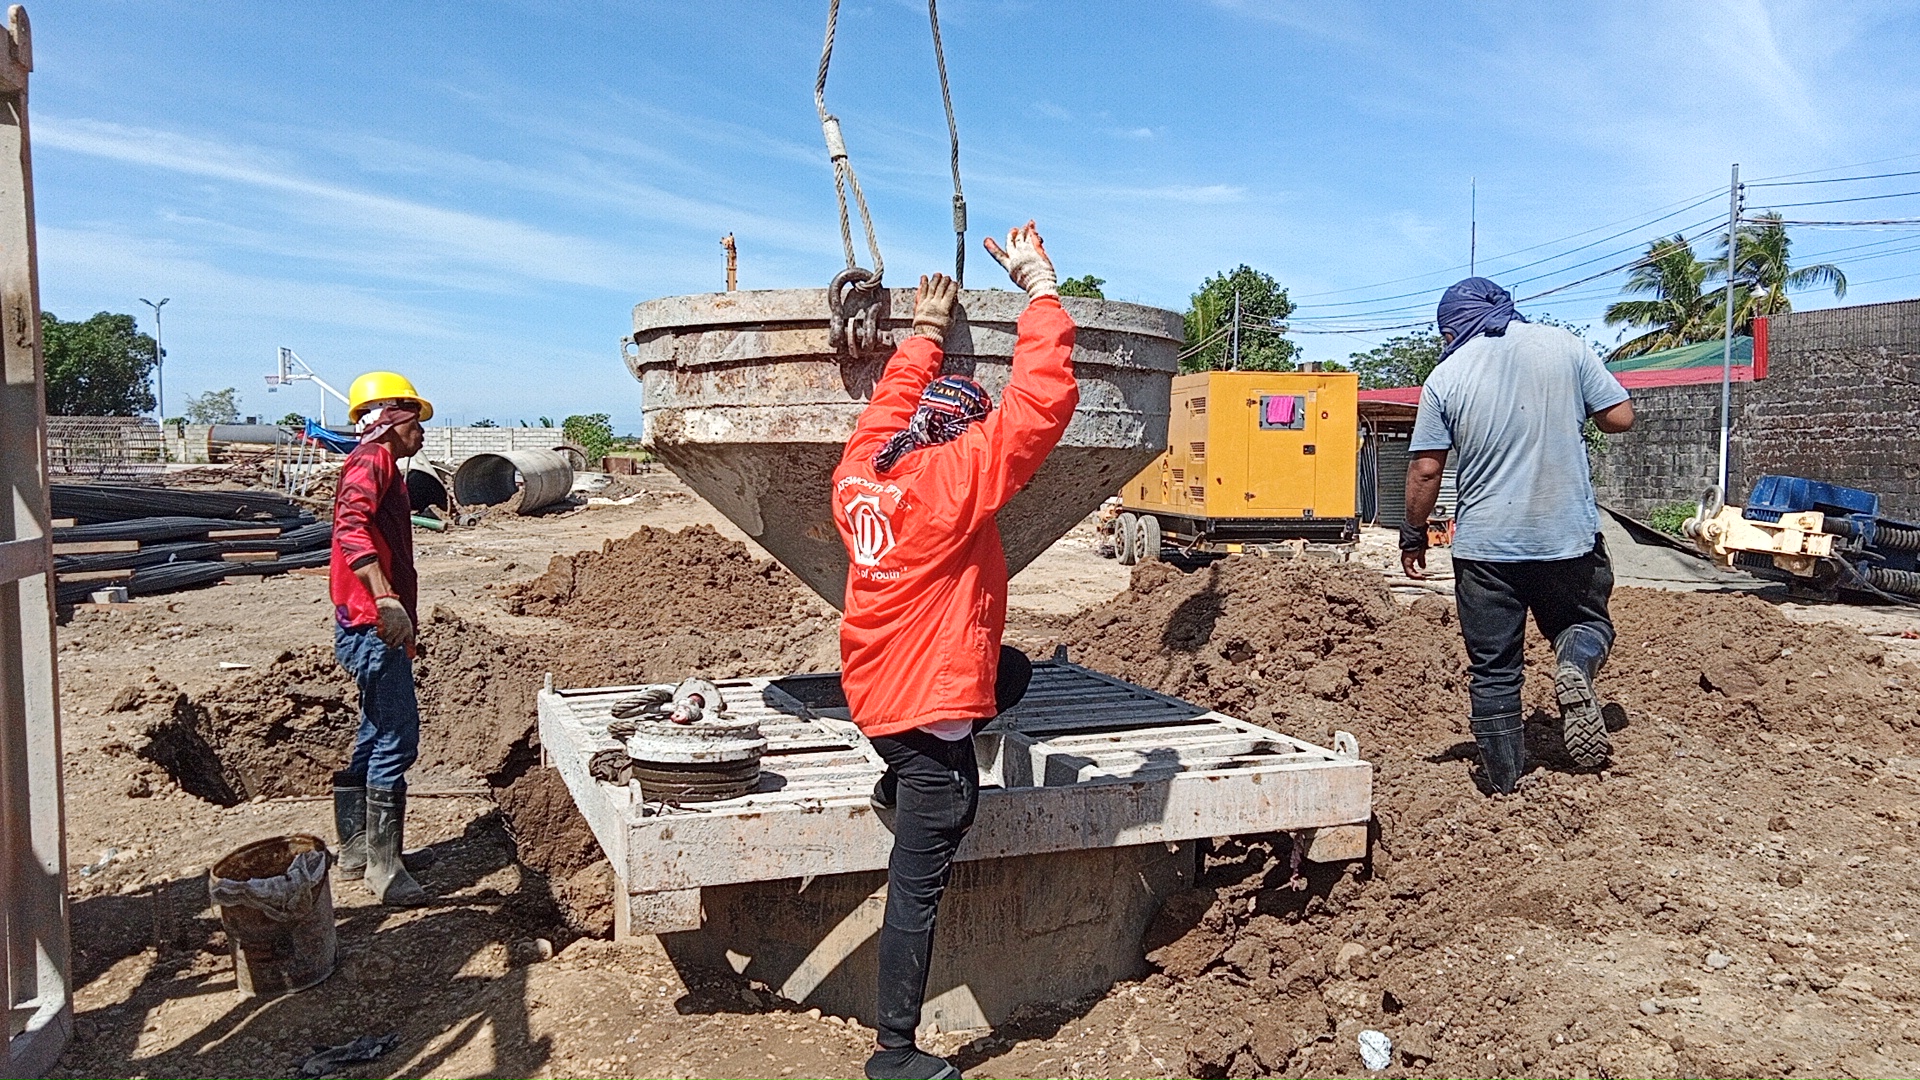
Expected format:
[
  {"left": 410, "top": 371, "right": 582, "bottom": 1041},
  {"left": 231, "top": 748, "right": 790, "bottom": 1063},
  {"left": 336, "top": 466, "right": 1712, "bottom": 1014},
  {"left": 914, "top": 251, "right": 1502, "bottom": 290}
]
[{"left": 139, "top": 296, "right": 168, "bottom": 420}]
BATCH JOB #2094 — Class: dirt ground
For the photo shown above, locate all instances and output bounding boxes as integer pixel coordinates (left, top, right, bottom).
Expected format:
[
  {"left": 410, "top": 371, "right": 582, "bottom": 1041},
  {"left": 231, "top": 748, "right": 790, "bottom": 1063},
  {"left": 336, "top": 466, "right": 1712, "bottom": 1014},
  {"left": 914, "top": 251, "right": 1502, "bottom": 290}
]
[{"left": 50, "top": 468, "right": 1920, "bottom": 1079}]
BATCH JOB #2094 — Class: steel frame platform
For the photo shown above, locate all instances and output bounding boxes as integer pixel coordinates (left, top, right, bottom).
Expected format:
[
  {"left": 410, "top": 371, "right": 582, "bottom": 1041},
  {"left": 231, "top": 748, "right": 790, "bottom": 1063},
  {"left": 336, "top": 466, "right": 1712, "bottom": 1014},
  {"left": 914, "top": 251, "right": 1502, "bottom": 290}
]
[{"left": 536, "top": 659, "right": 1373, "bottom": 937}]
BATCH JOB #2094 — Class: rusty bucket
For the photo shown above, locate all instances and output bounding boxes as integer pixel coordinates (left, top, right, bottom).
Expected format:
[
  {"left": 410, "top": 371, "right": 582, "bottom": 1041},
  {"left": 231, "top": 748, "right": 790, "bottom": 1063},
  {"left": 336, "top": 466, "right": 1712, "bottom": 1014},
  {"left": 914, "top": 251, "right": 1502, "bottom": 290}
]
[{"left": 208, "top": 833, "right": 337, "bottom": 997}]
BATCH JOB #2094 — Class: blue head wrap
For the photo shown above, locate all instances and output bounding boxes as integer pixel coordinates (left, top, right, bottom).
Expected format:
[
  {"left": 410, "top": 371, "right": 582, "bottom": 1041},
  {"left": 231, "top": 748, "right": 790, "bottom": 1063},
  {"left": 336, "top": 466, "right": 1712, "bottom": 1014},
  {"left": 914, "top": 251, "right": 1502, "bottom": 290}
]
[{"left": 1436, "top": 277, "right": 1525, "bottom": 361}]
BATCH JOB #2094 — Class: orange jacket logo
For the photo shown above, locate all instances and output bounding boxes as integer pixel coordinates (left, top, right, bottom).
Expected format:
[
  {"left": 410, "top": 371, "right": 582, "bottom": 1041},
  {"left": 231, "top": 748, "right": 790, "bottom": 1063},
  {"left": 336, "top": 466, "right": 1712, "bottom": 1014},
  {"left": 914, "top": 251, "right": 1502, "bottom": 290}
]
[{"left": 844, "top": 492, "right": 896, "bottom": 568}]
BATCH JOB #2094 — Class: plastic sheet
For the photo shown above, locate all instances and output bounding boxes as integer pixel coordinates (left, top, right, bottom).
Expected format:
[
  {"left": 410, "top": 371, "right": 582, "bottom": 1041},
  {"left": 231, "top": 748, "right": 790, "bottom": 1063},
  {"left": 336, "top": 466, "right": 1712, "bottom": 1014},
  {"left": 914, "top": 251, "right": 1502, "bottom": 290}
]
[{"left": 209, "top": 849, "right": 330, "bottom": 922}]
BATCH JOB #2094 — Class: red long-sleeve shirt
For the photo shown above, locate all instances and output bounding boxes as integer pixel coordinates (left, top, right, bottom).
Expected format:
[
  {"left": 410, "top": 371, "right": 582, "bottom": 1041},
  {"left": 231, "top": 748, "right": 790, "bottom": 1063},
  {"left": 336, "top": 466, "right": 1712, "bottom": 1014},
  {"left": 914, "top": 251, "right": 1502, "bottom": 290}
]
[
  {"left": 832, "top": 296, "right": 1079, "bottom": 737},
  {"left": 330, "top": 441, "right": 417, "bottom": 629}
]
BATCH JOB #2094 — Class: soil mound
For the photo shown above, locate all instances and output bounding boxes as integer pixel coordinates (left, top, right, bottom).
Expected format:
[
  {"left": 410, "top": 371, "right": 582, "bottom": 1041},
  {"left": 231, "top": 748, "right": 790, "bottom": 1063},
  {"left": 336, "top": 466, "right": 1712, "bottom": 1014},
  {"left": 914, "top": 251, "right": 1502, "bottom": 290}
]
[
  {"left": 505, "top": 524, "right": 811, "bottom": 632},
  {"left": 1054, "top": 559, "right": 1920, "bottom": 1077}
]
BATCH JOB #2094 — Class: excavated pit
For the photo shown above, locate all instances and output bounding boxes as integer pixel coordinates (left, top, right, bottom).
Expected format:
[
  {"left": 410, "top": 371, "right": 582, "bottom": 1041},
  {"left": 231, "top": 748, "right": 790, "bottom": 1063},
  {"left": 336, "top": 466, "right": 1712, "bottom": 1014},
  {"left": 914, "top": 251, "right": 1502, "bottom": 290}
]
[{"left": 129, "top": 525, "right": 840, "bottom": 931}]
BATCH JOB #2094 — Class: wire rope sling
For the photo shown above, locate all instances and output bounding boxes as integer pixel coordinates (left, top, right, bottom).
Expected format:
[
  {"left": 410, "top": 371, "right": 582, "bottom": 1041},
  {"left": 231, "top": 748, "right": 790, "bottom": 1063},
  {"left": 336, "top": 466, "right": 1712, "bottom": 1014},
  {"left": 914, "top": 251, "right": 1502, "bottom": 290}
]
[{"left": 815, "top": 0, "right": 967, "bottom": 360}]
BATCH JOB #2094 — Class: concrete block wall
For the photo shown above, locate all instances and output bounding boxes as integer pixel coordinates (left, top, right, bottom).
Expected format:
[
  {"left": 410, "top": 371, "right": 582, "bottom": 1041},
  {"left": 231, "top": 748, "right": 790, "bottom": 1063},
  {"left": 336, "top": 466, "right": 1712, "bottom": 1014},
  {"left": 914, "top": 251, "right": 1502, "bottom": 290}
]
[
  {"left": 415, "top": 427, "right": 577, "bottom": 466},
  {"left": 1590, "top": 297, "right": 1920, "bottom": 521},
  {"left": 1589, "top": 382, "right": 1747, "bottom": 519},
  {"left": 1742, "top": 300, "right": 1920, "bottom": 520}
]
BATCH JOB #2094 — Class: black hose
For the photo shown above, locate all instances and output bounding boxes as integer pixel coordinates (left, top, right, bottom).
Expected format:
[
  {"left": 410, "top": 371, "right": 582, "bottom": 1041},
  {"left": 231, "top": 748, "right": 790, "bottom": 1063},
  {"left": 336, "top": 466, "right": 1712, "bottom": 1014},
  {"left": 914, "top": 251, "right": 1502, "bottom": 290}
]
[
  {"left": 1866, "top": 566, "right": 1920, "bottom": 598},
  {"left": 1874, "top": 523, "right": 1920, "bottom": 553}
]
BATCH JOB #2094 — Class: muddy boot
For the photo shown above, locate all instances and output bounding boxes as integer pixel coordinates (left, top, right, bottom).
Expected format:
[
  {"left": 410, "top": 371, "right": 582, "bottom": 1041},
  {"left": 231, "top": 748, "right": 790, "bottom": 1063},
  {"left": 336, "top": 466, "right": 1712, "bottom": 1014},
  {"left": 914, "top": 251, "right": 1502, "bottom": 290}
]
[
  {"left": 365, "top": 787, "right": 430, "bottom": 906},
  {"left": 1554, "top": 625, "right": 1612, "bottom": 768},
  {"left": 1470, "top": 712, "right": 1526, "bottom": 794},
  {"left": 336, "top": 773, "right": 437, "bottom": 879},
  {"left": 332, "top": 772, "right": 369, "bottom": 880}
]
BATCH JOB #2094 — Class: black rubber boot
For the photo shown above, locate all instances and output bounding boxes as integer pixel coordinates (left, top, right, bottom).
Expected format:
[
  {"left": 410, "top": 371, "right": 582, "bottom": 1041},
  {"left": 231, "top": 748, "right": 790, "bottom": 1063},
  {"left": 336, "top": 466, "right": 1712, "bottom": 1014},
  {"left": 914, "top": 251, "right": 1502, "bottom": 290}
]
[
  {"left": 1554, "top": 625, "right": 1612, "bottom": 768},
  {"left": 1470, "top": 712, "right": 1527, "bottom": 795},
  {"left": 865, "top": 1046, "right": 959, "bottom": 1080},
  {"left": 332, "top": 772, "right": 369, "bottom": 880},
  {"left": 334, "top": 772, "right": 437, "bottom": 879},
  {"left": 365, "top": 787, "right": 430, "bottom": 906}
]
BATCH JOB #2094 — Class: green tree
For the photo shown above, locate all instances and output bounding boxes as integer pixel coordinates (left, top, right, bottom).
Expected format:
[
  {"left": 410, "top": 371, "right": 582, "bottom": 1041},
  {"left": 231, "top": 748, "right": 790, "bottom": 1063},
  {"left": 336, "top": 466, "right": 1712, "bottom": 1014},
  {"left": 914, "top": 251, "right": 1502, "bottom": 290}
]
[
  {"left": 1182, "top": 265, "right": 1298, "bottom": 373},
  {"left": 1603, "top": 235, "right": 1724, "bottom": 360},
  {"left": 1717, "top": 212, "right": 1845, "bottom": 329},
  {"left": 1058, "top": 275, "right": 1106, "bottom": 299},
  {"left": 471, "top": 418, "right": 498, "bottom": 428},
  {"left": 279, "top": 411, "right": 306, "bottom": 426},
  {"left": 1346, "top": 329, "right": 1442, "bottom": 388},
  {"left": 182, "top": 388, "right": 240, "bottom": 424},
  {"left": 563, "top": 413, "right": 615, "bottom": 463},
  {"left": 41, "top": 311, "right": 158, "bottom": 416},
  {"left": 538, "top": 416, "right": 556, "bottom": 428}
]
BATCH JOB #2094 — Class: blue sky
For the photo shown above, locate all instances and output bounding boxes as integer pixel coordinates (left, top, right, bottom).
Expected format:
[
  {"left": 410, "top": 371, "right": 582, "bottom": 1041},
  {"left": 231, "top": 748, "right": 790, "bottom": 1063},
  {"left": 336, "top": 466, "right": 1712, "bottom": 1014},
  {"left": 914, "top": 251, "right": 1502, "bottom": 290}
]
[{"left": 32, "top": 1, "right": 1920, "bottom": 427}]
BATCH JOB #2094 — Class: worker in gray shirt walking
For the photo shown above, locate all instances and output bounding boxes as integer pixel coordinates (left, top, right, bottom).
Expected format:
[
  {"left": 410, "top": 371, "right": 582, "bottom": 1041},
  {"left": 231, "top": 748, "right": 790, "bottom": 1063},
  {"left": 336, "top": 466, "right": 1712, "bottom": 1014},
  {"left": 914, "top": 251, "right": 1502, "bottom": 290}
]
[{"left": 1401, "top": 277, "right": 1635, "bottom": 793}]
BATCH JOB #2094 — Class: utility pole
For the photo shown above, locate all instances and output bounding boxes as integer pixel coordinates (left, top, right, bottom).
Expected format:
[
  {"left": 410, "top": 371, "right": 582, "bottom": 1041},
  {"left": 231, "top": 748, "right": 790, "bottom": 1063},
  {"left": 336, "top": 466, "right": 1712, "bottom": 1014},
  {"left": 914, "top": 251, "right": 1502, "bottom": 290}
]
[
  {"left": 1716, "top": 164, "right": 1741, "bottom": 497},
  {"left": 1469, "top": 177, "right": 1476, "bottom": 277},
  {"left": 139, "top": 296, "right": 167, "bottom": 420},
  {"left": 1229, "top": 289, "right": 1241, "bottom": 370},
  {"left": 721, "top": 233, "right": 737, "bottom": 292}
]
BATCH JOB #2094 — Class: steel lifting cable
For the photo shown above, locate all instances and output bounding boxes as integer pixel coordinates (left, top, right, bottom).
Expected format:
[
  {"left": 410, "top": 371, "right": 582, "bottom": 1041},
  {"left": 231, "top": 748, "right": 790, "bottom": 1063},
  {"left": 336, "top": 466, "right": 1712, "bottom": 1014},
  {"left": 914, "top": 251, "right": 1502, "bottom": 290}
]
[
  {"left": 817, "top": 0, "right": 889, "bottom": 357},
  {"left": 815, "top": 0, "right": 883, "bottom": 286},
  {"left": 928, "top": 0, "right": 966, "bottom": 285}
]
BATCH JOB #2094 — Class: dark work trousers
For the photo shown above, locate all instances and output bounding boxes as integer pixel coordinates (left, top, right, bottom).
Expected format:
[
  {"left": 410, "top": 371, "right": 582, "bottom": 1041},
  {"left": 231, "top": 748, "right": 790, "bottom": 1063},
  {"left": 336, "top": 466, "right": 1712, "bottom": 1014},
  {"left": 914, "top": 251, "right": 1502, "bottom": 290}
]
[
  {"left": 1452, "top": 533, "right": 1615, "bottom": 719},
  {"left": 866, "top": 646, "right": 1031, "bottom": 1049},
  {"left": 868, "top": 729, "right": 980, "bottom": 1048}
]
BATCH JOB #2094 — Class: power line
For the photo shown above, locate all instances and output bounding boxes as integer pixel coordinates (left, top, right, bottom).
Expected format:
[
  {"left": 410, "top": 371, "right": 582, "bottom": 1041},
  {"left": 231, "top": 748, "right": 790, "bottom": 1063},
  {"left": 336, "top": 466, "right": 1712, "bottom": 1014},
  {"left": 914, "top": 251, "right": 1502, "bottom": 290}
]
[
  {"left": 1757, "top": 217, "right": 1920, "bottom": 227},
  {"left": 1751, "top": 188, "right": 1920, "bottom": 210},
  {"left": 1747, "top": 152, "right": 1920, "bottom": 184},
  {"left": 1748, "top": 167, "right": 1920, "bottom": 189},
  {"left": 1289, "top": 184, "right": 1725, "bottom": 301},
  {"left": 1295, "top": 191, "right": 1725, "bottom": 311},
  {"left": 1294, "top": 215, "right": 1730, "bottom": 324}
]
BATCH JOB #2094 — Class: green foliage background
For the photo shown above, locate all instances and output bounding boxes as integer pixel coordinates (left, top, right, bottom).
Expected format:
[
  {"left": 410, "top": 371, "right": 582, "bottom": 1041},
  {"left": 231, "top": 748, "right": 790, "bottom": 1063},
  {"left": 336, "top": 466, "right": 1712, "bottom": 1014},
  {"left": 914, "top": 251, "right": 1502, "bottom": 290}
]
[{"left": 42, "top": 311, "right": 158, "bottom": 416}]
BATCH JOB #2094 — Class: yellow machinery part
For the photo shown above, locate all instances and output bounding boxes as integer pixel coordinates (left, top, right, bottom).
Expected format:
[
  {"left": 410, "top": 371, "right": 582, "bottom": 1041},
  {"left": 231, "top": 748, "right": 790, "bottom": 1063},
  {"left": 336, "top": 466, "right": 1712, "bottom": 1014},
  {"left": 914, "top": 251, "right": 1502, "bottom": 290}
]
[
  {"left": 1121, "top": 370, "right": 1358, "bottom": 525},
  {"left": 1686, "top": 505, "right": 1835, "bottom": 577}
]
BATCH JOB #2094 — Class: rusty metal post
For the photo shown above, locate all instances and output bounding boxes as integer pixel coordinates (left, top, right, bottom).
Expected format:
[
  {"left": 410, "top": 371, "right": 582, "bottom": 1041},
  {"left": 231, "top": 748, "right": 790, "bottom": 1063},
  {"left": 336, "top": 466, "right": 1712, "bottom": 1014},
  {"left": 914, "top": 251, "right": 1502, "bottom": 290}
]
[{"left": 0, "top": 8, "right": 73, "bottom": 1075}]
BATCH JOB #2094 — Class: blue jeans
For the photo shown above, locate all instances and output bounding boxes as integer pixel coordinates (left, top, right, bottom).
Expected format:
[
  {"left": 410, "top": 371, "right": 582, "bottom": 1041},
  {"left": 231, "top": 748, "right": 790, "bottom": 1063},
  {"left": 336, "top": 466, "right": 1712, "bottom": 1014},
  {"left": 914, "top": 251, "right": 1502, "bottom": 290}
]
[{"left": 334, "top": 623, "right": 420, "bottom": 792}]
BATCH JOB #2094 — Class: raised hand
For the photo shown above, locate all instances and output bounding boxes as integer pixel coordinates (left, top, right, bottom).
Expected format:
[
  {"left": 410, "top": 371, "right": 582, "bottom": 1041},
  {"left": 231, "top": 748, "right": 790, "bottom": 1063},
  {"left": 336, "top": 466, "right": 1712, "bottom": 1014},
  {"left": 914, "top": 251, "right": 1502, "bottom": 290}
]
[{"left": 983, "top": 220, "right": 1059, "bottom": 301}]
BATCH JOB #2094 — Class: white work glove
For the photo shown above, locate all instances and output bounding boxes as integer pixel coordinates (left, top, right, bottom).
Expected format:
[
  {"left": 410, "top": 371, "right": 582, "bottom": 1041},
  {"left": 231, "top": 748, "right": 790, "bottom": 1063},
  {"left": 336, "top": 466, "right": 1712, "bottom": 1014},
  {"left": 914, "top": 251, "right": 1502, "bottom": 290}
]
[
  {"left": 911, "top": 273, "right": 959, "bottom": 340},
  {"left": 984, "top": 220, "right": 1058, "bottom": 301},
  {"left": 374, "top": 595, "right": 415, "bottom": 651}
]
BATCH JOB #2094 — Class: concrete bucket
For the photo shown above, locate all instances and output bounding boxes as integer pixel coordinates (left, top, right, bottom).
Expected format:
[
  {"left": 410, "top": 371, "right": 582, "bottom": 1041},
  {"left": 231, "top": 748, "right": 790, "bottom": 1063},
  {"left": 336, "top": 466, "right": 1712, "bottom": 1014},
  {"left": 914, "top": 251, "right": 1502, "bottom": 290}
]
[{"left": 629, "top": 288, "right": 1181, "bottom": 608}]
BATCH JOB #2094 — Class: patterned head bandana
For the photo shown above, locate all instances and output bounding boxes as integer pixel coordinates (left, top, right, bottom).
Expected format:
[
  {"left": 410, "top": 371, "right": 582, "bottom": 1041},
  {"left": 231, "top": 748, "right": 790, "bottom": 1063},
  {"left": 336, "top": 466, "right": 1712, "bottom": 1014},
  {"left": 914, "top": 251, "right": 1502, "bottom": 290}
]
[
  {"left": 872, "top": 375, "right": 994, "bottom": 473},
  {"left": 358, "top": 402, "right": 421, "bottom": 444}
]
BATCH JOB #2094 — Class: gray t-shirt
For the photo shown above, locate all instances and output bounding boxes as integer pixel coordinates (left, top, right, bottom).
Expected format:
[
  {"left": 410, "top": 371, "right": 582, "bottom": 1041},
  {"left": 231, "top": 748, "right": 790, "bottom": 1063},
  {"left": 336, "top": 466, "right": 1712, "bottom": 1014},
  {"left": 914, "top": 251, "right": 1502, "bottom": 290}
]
[{"left": 1410, "top": 322, "right": 1629, "bottom": 563}]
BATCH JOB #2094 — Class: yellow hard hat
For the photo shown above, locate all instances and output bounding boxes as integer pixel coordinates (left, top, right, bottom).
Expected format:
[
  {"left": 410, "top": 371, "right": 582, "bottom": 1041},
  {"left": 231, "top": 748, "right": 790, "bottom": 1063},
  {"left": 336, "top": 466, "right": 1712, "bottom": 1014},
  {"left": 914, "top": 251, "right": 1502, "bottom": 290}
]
[{"left": 346, "top": 371, "right": 435, "bottom": 423}]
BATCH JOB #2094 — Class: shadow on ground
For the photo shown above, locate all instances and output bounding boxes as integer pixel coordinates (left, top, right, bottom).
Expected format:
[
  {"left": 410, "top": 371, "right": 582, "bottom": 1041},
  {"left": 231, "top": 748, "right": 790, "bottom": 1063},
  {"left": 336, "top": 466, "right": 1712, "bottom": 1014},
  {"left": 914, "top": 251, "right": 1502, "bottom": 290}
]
[{"left": 58, "top": 811, "right": 572, "bottom": 1079}]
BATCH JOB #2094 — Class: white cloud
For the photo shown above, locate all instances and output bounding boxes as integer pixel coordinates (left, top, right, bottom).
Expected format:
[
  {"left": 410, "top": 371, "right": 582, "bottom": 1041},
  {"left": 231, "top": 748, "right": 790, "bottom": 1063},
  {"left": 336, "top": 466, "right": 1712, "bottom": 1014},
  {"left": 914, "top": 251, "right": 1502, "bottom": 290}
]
[{"left": 37, "top": 116, "right": 640, "bottom": 291}]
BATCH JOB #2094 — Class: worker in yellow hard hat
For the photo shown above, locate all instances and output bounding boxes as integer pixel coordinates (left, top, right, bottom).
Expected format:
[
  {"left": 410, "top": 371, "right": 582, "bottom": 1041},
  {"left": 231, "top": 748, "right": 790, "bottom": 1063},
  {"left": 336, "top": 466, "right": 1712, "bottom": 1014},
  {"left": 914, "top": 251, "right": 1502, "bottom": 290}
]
[
  {"left": 346, "top": 370, "right": 435, "bottom": 423},
  {"left": 329, "top": 371, "right": 437, "bottom": 905}
]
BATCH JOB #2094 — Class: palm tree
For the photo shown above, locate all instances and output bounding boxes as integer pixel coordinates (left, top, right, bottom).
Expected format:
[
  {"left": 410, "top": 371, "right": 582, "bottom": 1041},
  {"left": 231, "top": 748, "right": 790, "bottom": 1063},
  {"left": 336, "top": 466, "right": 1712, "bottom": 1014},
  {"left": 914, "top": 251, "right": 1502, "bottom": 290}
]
[
  {"left": 1716, "top": 212, "right": 1845, "bottom": 328},
  {"left": 1603, "top": 234, "right": 1725, "bottom": 360}
]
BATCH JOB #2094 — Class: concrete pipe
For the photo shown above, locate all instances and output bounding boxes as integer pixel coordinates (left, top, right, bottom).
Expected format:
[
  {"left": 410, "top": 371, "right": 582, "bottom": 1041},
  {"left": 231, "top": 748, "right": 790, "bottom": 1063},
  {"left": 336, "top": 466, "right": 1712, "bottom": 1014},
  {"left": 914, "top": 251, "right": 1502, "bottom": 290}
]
[
  {"left": 404, "top": 465, "right": 451, "bottom": 515},
  {"left": 452, "top": 448, "right": 575, "bottom": 514}
]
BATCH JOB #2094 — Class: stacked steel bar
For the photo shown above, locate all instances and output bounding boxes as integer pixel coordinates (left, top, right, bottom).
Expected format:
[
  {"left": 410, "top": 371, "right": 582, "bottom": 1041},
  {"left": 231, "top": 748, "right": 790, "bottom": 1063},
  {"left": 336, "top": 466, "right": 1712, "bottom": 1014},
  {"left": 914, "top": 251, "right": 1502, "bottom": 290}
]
[{"left": 50, "top": 484, "right": 330, "bottom": 604}]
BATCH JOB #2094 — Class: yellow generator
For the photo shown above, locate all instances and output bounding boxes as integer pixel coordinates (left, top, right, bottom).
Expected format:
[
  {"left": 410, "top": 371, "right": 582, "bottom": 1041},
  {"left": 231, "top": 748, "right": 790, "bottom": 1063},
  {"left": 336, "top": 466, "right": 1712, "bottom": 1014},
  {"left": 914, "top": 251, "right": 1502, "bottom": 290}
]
[{"left": 1111, "top": 370, "right": 1358, "bottom": 563}]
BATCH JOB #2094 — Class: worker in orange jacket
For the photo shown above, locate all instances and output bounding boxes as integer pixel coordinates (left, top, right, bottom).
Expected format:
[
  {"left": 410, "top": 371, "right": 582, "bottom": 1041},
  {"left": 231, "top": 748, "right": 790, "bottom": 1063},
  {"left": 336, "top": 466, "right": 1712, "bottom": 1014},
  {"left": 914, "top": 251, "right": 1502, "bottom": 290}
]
[{"left": 833, "top": 222, "right": 1078, "bottom": 1080}]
